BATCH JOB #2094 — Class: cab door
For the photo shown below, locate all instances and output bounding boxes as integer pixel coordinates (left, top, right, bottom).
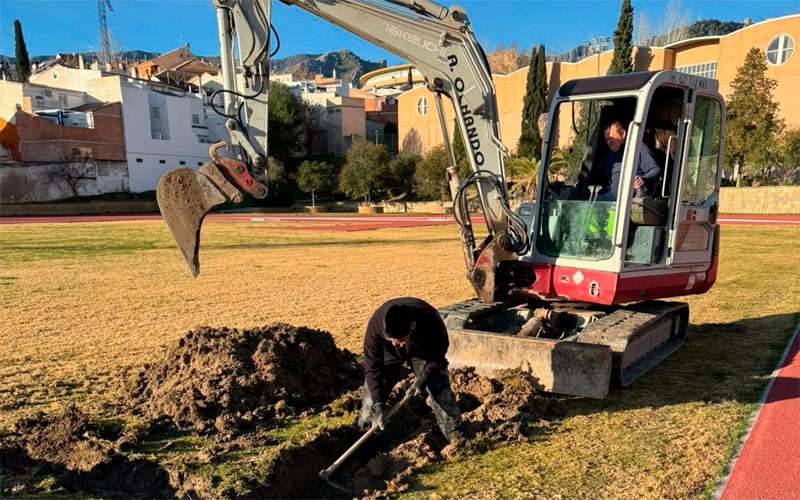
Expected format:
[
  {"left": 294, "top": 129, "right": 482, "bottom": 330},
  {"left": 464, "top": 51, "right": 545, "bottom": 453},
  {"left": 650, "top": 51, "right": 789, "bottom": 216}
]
[{"left": 667, "top": 94, "right": 724, "bottom": 266}]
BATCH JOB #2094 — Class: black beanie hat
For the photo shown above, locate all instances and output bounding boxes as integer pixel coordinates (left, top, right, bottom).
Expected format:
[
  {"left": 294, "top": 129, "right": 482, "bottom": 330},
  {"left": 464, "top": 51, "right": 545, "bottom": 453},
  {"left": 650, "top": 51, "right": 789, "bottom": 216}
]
[{"left": 384, "top": 304, "right": 414, "bottom": 339}]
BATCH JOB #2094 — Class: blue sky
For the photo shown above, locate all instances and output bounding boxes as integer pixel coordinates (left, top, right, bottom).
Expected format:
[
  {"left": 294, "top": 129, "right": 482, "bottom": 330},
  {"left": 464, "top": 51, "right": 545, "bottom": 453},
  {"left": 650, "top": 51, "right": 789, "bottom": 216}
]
[{"left": 1, "top": 0, "right": 798, "bottom": 63}]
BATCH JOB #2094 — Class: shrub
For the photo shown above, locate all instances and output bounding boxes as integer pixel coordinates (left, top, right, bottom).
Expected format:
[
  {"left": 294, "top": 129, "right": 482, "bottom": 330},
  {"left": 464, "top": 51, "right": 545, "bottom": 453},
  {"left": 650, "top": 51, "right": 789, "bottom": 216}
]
[
  {"left": 297, "top": 160, "right": 336, "bottom": 207},
  {"left": 338, "top": 139, "right": 390, "bottom": 203}
]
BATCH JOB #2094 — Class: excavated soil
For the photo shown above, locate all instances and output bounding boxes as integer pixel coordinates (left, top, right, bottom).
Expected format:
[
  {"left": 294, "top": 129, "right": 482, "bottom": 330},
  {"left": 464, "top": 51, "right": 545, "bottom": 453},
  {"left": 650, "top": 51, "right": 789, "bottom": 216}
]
[
  {"left": 129, "top": 324, "right": 361, "bottom": 434},
  {"left": 1, "top": 407, "right": 175, "bottom": 498},
  {"left": 2, "top": 326, "right": 563, "bottom": 499}
]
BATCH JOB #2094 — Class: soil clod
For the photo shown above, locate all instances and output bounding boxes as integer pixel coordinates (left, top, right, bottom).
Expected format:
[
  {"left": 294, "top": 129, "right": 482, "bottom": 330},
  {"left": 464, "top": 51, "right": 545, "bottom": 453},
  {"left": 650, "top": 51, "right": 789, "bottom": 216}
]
[{"left": 2, "top": 407, "right": 175, "bottom": 498}]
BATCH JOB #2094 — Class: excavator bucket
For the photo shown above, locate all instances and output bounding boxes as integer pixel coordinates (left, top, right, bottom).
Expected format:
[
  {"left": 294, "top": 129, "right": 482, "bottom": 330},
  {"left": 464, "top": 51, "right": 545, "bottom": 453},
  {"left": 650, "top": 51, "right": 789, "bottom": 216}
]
[
  {"left": 157, "top": 142, "right": 266, "bottom": 277},
  {"left": 156, "top": 167, "right": 228, "bottom": 277}
]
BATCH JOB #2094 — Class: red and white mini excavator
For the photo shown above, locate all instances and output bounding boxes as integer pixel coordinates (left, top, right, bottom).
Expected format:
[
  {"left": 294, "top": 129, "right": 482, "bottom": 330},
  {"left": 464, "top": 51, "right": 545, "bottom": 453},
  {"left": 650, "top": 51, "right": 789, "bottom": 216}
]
[{"left": 157, "top": 0, "right": 726, "bottom": 398}]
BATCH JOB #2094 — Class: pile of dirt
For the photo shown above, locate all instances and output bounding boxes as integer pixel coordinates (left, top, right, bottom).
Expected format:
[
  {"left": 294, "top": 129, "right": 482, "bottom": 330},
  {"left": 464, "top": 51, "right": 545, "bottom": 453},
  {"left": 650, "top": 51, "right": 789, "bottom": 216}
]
[
  {"left": 129, "top": 324, "right": 361, "bottom": 434},
  {"left": 1, "top": 407, "right": 174, "bottom": 498},
  {"left": 4, "top": 325, "right": 562, "bottom": 499}
]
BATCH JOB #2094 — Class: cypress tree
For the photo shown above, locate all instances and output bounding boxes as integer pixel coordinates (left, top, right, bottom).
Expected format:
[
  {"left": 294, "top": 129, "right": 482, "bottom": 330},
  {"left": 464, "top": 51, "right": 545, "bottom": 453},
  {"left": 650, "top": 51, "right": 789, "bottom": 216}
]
[
  {"left": 517, "top": 44, "right": 548, "bottom": 159},
  {"left": 451, "top": 119, "right": 470, "bottom": 178},
  {"left": 14, "top": 20, "right": 31, "bottom": 82},
  {"left": 607, "top": 0, "right": 634, "bottom": 75}
]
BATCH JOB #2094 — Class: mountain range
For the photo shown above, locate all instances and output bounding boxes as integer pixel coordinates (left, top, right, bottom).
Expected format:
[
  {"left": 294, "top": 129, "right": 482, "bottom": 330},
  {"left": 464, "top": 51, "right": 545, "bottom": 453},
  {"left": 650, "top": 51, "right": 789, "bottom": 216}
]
[{"left": 1, "top": 49, "right": 387, "bottom": 85}]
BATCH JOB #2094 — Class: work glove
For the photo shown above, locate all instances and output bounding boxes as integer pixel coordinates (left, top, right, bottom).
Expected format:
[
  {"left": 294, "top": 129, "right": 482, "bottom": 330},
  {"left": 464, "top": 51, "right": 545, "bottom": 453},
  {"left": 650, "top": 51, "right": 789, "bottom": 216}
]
[
  {"left": 371, "top": 402, "right": 387, "bottom": 430},
  {"left": 414, "top": 364, "right": 435, "bottom": 397}
]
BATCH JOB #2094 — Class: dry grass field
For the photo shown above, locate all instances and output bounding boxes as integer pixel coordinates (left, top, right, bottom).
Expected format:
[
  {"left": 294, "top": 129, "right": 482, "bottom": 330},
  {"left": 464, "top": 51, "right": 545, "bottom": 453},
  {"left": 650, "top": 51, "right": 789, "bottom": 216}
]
[{"left": 1, "top": 219, "right": 798, "bottom": 498}]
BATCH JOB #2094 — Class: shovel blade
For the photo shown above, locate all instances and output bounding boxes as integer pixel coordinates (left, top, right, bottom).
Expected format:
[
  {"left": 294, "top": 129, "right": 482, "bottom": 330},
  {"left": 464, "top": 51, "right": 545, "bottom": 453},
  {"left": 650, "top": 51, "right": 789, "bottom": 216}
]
[{"left": 156, "top": 167, "right": 227, "bottom": 277}]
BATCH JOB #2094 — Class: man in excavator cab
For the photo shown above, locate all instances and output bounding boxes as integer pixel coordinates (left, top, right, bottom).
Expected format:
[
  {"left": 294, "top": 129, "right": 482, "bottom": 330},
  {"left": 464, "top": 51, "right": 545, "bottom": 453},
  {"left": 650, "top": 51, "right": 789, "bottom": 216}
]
[{"left": 575, "top": 108, "right": 661, "bottom": 201}]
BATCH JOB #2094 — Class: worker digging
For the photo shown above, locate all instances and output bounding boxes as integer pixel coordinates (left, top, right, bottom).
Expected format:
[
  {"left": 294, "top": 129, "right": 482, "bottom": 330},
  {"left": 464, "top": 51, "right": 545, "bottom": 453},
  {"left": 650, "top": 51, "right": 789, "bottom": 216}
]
[{"left": 359, "top": 297, "right": 462, "bottom": 442}]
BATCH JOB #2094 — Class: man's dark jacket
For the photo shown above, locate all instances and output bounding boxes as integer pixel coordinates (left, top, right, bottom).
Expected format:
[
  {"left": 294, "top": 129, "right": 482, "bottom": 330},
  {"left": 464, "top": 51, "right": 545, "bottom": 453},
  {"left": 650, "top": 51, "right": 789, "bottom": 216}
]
[{"left": 363, "top": 297, "right": 449, "bottom": 404}]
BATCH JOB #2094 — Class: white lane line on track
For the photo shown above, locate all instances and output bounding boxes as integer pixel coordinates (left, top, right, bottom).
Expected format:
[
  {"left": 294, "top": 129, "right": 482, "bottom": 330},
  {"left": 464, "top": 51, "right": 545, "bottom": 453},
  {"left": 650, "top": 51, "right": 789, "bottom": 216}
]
[
  {"left": 249, "top": 216, "right": 452, "bottom": 223},
  {"left": 719, "top": 218, "right": 800, "bottom": 224}
]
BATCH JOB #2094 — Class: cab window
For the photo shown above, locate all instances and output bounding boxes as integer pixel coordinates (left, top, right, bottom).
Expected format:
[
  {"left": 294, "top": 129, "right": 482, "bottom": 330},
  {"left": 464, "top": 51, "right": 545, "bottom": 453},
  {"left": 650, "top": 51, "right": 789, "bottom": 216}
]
[
  {"left": 537, "top": 96, "right": 636, "bottom": 260},
  {"left": 681, "top": 96, "right": 721, "bottom": 204}
]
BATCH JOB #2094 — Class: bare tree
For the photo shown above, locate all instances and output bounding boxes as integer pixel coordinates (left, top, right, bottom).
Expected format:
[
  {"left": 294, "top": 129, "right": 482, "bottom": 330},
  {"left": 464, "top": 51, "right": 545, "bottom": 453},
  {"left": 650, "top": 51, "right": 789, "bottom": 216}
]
[
  {"left": 49, "top": 152, "right": 97, "bottom": 198},
  {"left": 487, "top": 43, "right": 526, "bottom": 75},
  {"left": 655, "top": 0, "right": 691, "bottom": 46},
  {"left": 635, "top": 11, "right": 652, "bottom": 46}
]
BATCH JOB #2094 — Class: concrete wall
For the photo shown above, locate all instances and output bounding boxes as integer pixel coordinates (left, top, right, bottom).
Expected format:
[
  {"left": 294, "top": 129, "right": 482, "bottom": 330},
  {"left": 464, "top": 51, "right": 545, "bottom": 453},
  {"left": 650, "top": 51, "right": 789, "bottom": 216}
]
[
  {"left": 0, "top": 81, "right": 25, "bottom": 121},
  {"left": 719, "top": 186, "right": 800, "bottom": 214},
  {"left": 0, "top": 161, "right": 129, "bottom": 203},
  {"left": 0, "top": 200, "right": 156, "bottom": 216},
  {"left": 381, "top": 201, "right": 447, "bottom": 214}
]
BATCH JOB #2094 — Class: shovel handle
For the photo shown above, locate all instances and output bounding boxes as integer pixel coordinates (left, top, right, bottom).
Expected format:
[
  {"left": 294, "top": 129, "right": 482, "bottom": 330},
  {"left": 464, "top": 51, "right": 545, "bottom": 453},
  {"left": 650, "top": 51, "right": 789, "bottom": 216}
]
[{"left": 319, "top": 374, "right": 428, "bottom": 482}]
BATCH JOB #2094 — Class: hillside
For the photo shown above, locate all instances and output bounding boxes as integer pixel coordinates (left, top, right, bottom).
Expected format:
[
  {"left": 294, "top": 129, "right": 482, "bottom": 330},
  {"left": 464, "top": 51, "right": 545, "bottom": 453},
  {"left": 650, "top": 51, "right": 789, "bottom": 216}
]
[
  {"left": 269, "top": 50, "right": 386, "bottom": 83},
  {"left": 2, "top": 48, "right": 386, "bottom": 86}
]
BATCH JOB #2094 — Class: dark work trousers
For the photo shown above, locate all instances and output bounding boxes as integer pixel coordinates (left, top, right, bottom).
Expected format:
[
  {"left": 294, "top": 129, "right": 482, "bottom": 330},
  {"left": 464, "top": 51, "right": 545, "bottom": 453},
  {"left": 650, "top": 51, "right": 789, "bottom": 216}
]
[{"left": 358, "top": 358, "right": 461, "bottom": 440}]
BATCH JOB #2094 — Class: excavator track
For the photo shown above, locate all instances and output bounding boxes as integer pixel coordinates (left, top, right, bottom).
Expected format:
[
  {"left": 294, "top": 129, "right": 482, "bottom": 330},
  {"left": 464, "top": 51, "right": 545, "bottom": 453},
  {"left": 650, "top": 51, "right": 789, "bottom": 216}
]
[{"left": 576, "top": 301, "right": 689, "bottom": 387}]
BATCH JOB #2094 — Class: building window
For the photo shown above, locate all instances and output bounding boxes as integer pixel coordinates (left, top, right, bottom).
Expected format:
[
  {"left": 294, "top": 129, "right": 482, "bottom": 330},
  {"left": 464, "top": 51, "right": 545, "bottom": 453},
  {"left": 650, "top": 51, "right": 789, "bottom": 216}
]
[
  {"left": 58, "top": 95, "right": 68, "bottom": 107},
  {"left": 192, "top": 113, "right": 200, "bottom": 125},
  {"left": 159, "top": 159, "right": 166, "bottom": 164},
  {"left": 52, "top": 73, "right": 58, "bottom": 80},
  {"left": 416, "top": 96, "right": 428, "bottom": 116},
  {"left": 44, "top": 89, "right": 53, "bottom": 97},
  {"left": 135, "top": 158, "right": 143, "bottom": 163},
  {"left": 676, "top": 62, "right": 717, "bottom": 79},
  {"left": 766, "top": 34, "right": 794, "bottom": 66},
  {"left": 197, "top": 161, "right": 203, "bottom": 166},
  {"left": 149, "top": 104, "right": 170, "bottom": 140},
  {"left": 179, "top": 160, "right": 186, "bottom": 165}
]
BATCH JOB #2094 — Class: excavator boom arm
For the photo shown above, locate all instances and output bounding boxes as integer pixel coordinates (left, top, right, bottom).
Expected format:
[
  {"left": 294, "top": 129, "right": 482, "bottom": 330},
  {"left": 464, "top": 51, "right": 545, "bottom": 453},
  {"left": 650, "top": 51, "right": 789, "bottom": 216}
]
[{"left": 157, "top": 0, "right": 529, "bottom": 300}]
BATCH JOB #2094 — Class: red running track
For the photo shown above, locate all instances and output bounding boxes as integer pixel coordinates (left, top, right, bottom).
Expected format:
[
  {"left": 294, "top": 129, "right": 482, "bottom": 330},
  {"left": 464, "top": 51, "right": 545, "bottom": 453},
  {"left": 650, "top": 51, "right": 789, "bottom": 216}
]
[
  {"left": 1, "top": 213, "right": 799, "bottom": 227},
  {"left": 720, "top": 325, "right": 800, "bottom": 500}
]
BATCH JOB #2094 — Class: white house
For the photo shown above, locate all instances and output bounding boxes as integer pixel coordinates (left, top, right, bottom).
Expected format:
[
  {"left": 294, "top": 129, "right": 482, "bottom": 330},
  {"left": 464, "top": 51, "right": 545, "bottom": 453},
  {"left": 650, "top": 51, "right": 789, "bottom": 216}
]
[
  {"left": 86, "top": 75, "right": 227, "bottom": 192},
  {"left": 24, "top": 65, "right": 229, "bottom": 193}
]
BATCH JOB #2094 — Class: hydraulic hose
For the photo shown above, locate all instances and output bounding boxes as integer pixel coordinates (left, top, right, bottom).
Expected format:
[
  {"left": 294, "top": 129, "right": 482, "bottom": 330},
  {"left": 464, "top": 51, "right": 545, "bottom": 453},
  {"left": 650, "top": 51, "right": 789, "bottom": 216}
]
[{"left": 453, "top": 170, "right": 531, "bottom": 256}]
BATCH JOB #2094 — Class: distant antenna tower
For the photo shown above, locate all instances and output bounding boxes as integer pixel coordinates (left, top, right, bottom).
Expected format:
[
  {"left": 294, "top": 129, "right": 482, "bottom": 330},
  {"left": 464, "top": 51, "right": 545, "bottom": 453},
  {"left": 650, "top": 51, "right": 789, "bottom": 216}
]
[{"left": 97, "top": 0, "right": 114, "bottom": 69}]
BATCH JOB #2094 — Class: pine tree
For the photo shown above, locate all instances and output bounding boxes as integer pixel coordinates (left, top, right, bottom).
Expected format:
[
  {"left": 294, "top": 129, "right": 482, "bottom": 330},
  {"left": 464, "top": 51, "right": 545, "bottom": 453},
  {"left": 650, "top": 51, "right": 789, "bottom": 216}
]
[
  {"left": 725, "top": 47, "right": 784, "bottom": 185},
  {"left": 607, "top": 0, "right": 634, "bottom": 75},
  {"left": 517, "top": 44, "right": 548, "bottom": 159},
  {"left": 14, "top": 20, "right": 31, "bottom": 82}
]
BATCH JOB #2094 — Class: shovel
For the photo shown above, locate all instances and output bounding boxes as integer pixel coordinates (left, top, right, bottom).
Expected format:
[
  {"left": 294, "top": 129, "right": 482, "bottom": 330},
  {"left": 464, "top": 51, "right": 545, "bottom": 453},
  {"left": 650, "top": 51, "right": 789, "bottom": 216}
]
[{"left": 319, "top": 374, "right": 427, "bottom": 491}]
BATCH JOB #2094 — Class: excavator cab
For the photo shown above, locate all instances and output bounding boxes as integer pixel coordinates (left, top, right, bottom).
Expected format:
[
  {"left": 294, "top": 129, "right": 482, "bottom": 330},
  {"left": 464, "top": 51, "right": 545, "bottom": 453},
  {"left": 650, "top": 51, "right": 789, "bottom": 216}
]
[
  {"left": 443, "top": 71, "right": 725, "bottom": 398},
  {"left": 528, "top": 71, "right": 725, "bottom": 305}
]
